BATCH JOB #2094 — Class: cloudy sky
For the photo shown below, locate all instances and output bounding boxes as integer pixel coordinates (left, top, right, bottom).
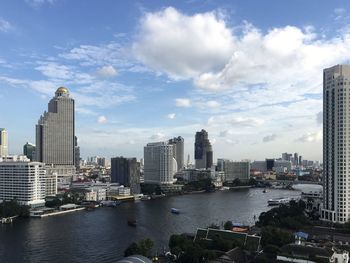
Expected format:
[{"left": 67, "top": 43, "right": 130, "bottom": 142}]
[{"left": 1, "top": 0, "right": 350, "bottom": 162}]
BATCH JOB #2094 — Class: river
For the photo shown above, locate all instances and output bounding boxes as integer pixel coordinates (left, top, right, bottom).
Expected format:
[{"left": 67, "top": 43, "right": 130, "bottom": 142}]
[{"left": 0, "top": 185, "right": 321, "bottom": 263}]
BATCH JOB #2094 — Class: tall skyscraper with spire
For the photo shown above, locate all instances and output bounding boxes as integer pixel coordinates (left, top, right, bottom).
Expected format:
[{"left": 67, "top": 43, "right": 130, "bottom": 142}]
[
  {"left": 0, "top": 128, "right": 8, "bottom": 157},
  {"left": 194, "top": 129, "right": 213, "bottom": 169},
  {"left": 322, "top": 65, "right": 350, "bottom": 223},
  {"left": 35, "top": 87, "right": 75, "bottom": 177}
]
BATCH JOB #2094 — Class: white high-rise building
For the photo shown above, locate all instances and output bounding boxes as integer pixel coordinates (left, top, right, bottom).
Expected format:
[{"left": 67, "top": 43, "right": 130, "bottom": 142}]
[
  {"left": 0, "top": 161, "right": 47, "bottom": 206},
  {"left": 36, "top": 87, "right": 75, "bottom": 177},
  {"left": 322, "top": 65, "right": 350, "bottom": 223},
  {"left": 144, "top": 142, "right": 177, "bottom": 185},
  {"left": 0, "top": 128, "right": 8, "bottom": 157}
]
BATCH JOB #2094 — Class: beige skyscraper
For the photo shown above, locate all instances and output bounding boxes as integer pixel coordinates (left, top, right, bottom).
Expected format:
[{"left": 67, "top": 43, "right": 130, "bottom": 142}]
[
  {"left": 0, "top": 128, "right": 8, "bottom": 157},
  {"left": 36, "top": 87, "right": 75, "bottom": 177},
  {"left": 322, "top": 65, "right": 350, "bottom": 223}
]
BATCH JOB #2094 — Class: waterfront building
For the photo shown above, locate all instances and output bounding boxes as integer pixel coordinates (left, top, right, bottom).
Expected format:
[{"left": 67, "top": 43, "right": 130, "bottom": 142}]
[
  {"left": 194, "top": 129, "right": 213, "bottom": 169},
  {"left": 0, "top": 161, "right": 47, "bottom": 206},
  {"left": 0, "top": 128, "right": 8, "bottom": 157},
  {"left": 274, "top": 160, "right": 292, "bottom": 172},
  {"left": 251, "top": 161, "right": 267, "bottom": 172},
  {"left": 222, "top": 160, "right": 250, "bottom": 182},
  {"left": 85, "top": 188, "right": 106, "bottom": 201},
  {"left": 35, "top": 87, "right": 75, "bottom": 177},
  {"left": 322, "top": 65, "right": 350, "bottom": 223},
  {"left": 168, "top": 136, "right": 184, "bottom": 171},
  {"left": 23, "top": 142, "right": 36, "bottom": 161},
  {"left": 111, "top": 157, "right": 141, "bottom": 194},
  {"left": 251, "top": 159, "right": 291, "bottom": 173},
  {"left": 144, "top": 141, "right": 177, "bottom": 185}
]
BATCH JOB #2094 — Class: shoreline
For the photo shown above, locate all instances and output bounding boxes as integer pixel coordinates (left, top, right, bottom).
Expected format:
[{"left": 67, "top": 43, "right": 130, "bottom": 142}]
[{"left": 31, "top": 207, "right": 85, "bottom": 218}]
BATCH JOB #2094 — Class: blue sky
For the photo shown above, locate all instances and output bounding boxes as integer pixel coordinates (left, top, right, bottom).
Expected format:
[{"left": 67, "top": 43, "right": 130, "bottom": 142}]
[{"left": 1, "top": 0, "right": 350, "bottom": 162}]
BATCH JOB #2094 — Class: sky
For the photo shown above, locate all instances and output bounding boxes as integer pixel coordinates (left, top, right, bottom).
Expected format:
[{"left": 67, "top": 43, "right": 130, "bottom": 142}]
[{"left": 1, "top": 0, "right": 350, "bottom": 162}]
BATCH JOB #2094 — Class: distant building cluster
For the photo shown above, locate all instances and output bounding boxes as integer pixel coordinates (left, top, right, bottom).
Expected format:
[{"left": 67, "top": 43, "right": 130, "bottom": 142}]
[{"left": 1, "top": 64, "right": 350, "bottom": 227}]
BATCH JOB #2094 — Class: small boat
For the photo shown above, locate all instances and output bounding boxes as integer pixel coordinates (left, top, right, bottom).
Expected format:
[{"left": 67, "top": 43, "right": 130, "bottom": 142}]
[
  {"left": 171, "top": 208, "right": 180, "bottom": 214},
  {"left": 127, "top": 219, "right": 137, "bottom": 227},
  {"left": 262, "top": 189, "right": 267, "bottom": 193},
  {"left": 268, "top": 197, "right": 290, "bottom": 206},
  {"left": 140, "top": 195, "right": 151, "bottom": 201}
]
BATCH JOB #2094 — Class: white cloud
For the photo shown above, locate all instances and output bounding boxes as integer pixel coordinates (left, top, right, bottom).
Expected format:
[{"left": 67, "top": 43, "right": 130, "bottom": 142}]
[
  {"left": 133, "top": 7, "right": 234, "bottom": 79},
  {"left": 133, "top": 7, "right": 350, "bottom": 96},
  {"left": 96, "top": 65, "right": 118, "bottom": 78},
  {"left": 219, "top": 130, "right": 234, "bottom": 137},
  {"left": 25, "top": 0, "right": 55, "bottom": 7},
  {"left": 206, "top": 100, "right": 221, "bottom": 108},
  {"left": 208, "top": 115, "right": 264, "bottom": 127},
  {"left": 150, "top": 132, "right": 165, "bottom": 140},
  {"left": 316, "top": 111, "right": 323, "bottom": 125},
  {"left": 333, "top": 8, "right": 346, "bottom": 20},
  {"left": 97, "top": 115, "right": 108, "bottom": 124},
  {"left": 35, "top": 62, "right": 73, "bottom": 80},
  {"left": 263, "top": 134, "right": 277, "bottom": 142},
  {"left": 296, "top": 131, "right": 322, "bottom": 142},
  {"left": 175, "top": 98, "right": 191, "bottom": 107},
  {"left": 0, "top": 18, "right": 13, "bottom": 33},
  {"left": 167, "top": 113, "right": 176, "bottom": 119}
]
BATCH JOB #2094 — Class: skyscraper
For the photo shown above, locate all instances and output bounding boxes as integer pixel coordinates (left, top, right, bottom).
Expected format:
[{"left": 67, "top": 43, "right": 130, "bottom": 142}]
[
  {"left": 35, "top": 87, "right": 75, "bottom": 176},
  {"left": 294, "top": 153, "right": 299, "bottom": 166},
  {"left": 144, "top": 142, "right": 177, "bottom": 185},
  {"left": 194, "top": 129, "right": 213, "bottom": 169},
  {"left": 23, "top": 142, "right": 36, "bottom": 161},
  {"left": 0, "top": 128, "right": 8, "bottom": 157},
  {"left": 111, "top": 157, "right": 140, "bottom": 194},
  {"left": 322, "top": 65, "right": 350, "bottom": 223},
  {"left": 74, "top": 136, "right": 80, "bottom": 170},
  {"left": 168, "top": 136, "right": 184, "bottom": 171}
]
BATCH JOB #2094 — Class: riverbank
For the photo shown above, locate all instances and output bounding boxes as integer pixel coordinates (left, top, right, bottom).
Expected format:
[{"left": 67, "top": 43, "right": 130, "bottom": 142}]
[{"left": 30, "top": 207, "right": 85, "bottom": 218}]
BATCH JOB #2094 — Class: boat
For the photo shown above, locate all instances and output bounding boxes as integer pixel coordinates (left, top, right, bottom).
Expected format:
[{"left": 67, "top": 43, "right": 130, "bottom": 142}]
[
  {"left": 262, "top": 189, "right": 267, "bottom": 193},
  {"left": 140, "top": 195, "right": 151, "bottom": 201},
  {"left": 219, "top": 186, "right": 230, "bottom": 191},
  {"left": 267, "top": 197, "right": 290, "bottom": 206},
  {"left": 127, "top": 219, "right": 137, "bottom": 227},
  {"left": 171, "top": 208, "right": 180, "bottom": 214}
]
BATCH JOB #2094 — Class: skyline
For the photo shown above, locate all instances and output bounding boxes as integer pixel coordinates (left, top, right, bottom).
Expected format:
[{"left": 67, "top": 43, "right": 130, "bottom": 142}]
[{"left": 1, "top": 1, "right": 350, "bottom": 161}]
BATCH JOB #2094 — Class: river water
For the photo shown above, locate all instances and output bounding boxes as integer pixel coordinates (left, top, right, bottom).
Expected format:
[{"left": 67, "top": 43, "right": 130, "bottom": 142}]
[{"left": 0, "top": 185, "right": 321, "bottom": 263}]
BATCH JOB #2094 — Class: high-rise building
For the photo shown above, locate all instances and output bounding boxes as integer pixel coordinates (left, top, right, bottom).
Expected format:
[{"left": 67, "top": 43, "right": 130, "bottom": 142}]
[
  {"left": 194, "top": 129, "right": 213, "bottom": 169},
  {"left": 111, "top": 157, "right": 140, "bottom": 194},
  {"left": 281, "top": 152, "right": 292, "bottom": 161},
  {"left": 35, "top": 87, "right": 75, "bottom": 177},
  {"left": 23, "top": 142, "right": 36, "bottom": 161},
  {"left": 222, "top": 160, "right": 250, "bottom": 182},
  {"left": 322, "top": 65, "right": 350, "bottom": 223},
  {"left": 0, "top": 161, "right": 47, "bottom": 206},
  {"left": 74, "top": 136, "right": 80, "bottom": 170},
  {"left": 144, "top": 142, "right": 177, "bottom": 185},
  {"left": 294, "top": 153, "right": 299, "bottom": 166},
  {"left": 168, "top": 136, "right": 184, "bottom": 171},
  {"left": 266, "top": 159, "right": 275, "bottom": 171},
  {"left": 0, "top": 128, "right": 8, "bottom": 157}
]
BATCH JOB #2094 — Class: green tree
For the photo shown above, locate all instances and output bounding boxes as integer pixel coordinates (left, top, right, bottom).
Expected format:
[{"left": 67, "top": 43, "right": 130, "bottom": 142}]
[
  {"left": 124, "top": 242, "right": 140, "bottom": 257},
  {"left": 261, "top": 226, "right": 294, "bottom": 247},
  {"left": 138, "top": 238, "right": 154, "bottom": 258},
  {"left": 224, "top": 220, "right": 233, "bottom": 230}
]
